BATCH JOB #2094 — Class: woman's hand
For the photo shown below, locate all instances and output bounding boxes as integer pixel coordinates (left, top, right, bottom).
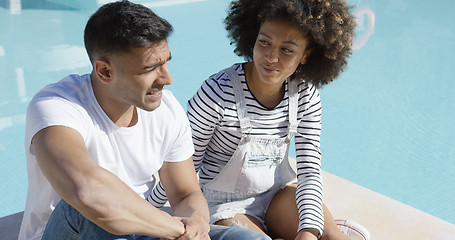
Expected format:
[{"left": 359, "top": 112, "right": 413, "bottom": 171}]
[{"left": 294, "top": 229, "right": 318, "bottom": 240}]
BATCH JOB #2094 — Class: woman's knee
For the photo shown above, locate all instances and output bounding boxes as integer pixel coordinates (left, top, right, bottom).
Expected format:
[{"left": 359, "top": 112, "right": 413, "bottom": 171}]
[{"left": 265, "top": 185, "right": 299, "bottom": 239}]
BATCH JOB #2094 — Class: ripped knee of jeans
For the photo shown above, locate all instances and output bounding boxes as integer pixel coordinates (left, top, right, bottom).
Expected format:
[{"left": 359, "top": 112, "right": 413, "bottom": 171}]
[{"left": 230, "top": 220, "right": 250, "bottom": 228}]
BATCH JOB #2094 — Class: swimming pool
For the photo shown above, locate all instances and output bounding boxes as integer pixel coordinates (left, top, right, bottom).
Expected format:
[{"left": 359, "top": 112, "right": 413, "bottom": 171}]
[{"left": 1, "top": 0, "right": 454, "bottom": 226}]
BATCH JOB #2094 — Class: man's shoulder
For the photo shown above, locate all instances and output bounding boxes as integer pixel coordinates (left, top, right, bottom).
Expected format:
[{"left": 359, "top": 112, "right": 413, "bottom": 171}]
[
  {"left": 25, "top": 74, "right": 94, "bottom": 136},
  {"left": 26, "top": 74, "right": 93, "bottom": 124},
  {"left": 139, "top": 90, "right": 186, "bottom": 122},
  {"left": 32, "top": 74, "right": 91, "bottom": 101},
  {"left": 161, "top": 89, "right": 177, "bottom": 101},
  {"left": 160, "top": 90, "right": 183, "bottom": 113}
]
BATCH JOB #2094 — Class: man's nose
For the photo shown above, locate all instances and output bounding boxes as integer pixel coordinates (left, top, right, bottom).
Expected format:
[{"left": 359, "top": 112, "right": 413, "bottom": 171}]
[{"left": 156, "top": 62, "right": 173, "bottom": 85}]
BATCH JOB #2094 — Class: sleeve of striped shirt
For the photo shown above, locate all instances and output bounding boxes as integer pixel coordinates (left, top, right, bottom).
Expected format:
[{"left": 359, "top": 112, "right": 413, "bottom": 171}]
[
  {"left": 148, "top": 73, "right": 225, "bottom": 207},
  {"left": 187, "top": 73, "right": 225, "bottom": 173},
  {"left": 295, "top": 83, "right": 324, "bottom": 236}
]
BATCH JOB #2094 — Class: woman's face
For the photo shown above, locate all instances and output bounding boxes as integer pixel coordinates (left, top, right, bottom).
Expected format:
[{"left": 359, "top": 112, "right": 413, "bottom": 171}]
[{"left": 252, "top": 20, "right": 311, "bottom": 86}]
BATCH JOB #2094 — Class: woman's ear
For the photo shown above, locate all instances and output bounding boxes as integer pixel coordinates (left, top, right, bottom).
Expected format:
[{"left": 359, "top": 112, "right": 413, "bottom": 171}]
[
  {"left": 94, "top": 59, "right": 112, "bottom": 83},
  {"left": 300, "top": 47, "right": 314, "bottom": 65}
]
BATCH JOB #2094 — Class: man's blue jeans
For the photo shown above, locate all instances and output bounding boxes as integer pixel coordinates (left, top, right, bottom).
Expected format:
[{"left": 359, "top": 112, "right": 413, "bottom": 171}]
[{"left": 42, "top": 200, "right": 271, "bottom": 240}]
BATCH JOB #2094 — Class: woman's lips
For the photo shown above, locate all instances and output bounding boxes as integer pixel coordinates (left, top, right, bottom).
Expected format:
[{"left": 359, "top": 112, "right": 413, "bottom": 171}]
[{"left": 262, "top": 64, "right": 278, "bottom": 74}]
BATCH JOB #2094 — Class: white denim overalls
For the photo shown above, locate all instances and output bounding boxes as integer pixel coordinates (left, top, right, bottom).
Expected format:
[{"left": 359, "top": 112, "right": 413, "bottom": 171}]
[{"left": 202, "top": 67, "right": 298, "bottom": 201}]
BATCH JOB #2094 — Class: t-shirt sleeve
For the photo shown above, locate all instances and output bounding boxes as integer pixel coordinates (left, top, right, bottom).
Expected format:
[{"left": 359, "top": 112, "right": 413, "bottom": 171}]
[
  {"left": 161, "top": 91, "right": 195, "bottom": 163},
  {"left": 25, "top": 94, "right": 89, "bottom": 155}
]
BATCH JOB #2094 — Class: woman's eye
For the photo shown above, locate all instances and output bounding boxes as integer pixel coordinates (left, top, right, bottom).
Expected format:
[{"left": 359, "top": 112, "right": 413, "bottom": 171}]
[
  {"left": 282, "top": 48, "right": 294, "bottom": 53},
  {"left": 259, "top": 39, "right": 269, "bottom": 45}
]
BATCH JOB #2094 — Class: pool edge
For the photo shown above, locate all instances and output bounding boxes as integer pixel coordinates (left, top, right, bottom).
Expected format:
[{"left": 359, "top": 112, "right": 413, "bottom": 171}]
[{"left": 322, "top": 170, "right": 455, "bottom": 239}]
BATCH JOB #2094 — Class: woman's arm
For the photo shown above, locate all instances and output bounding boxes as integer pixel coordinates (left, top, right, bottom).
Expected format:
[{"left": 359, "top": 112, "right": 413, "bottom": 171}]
[
  {"left": 294, "top": 84, "right": 324, "bottom": 236},
  {"left": 186, "top": 79, "right": 225, "bottom": 172}
]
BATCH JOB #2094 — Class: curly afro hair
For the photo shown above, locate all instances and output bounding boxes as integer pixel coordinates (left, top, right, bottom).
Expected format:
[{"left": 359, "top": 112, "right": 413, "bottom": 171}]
[{"left": 225, "top": 0, "right": 356, "bottom": 88}]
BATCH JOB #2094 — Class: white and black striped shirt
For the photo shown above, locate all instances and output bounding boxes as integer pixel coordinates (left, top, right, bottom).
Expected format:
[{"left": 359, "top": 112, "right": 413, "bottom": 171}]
[{"left": 150, "top": 63, "right": 324, "bottom": 234}]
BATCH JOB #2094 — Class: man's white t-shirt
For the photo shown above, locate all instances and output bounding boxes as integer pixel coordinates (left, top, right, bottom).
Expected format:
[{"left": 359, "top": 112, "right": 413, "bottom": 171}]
[{"left": 18, "top": 74, "right": 194, "bottom": 240}]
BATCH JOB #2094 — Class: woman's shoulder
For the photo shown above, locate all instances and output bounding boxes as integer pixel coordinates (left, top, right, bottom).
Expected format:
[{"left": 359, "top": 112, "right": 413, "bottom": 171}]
[
  {"left": 296, "top": 80, "right": 319, "bottom": 97},
  {"left": 208, "top": 63, "right": 244, "bottom": 82},
  {"left": 190, "top": 63, "right": 246, "bottom": 112},
  {"left": 203, "top": 63, "right": 245, "bottom": 94}
]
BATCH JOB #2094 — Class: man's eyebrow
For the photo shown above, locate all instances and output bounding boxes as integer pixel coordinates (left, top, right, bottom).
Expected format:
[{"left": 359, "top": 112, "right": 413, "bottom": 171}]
[
  {"left": 143, "top": 54, "right": 172, "bottom": 70},
  {"left": 259, "top": 32, "right": 299, "bottom": 47}
]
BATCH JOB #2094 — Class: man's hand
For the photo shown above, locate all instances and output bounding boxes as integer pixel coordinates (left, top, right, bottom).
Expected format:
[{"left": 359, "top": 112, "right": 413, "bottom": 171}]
[
  {"left": 175, "top": 215, "right": 210, "bottom": 240},
  {"left": 159, "top": 159, "right": 211, "bottom": 239}
]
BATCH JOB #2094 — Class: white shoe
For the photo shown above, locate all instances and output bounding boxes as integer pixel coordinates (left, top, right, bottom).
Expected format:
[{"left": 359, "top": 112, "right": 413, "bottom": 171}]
[{"left": 335, "top": 219, "right": 371, "bottom": 240}]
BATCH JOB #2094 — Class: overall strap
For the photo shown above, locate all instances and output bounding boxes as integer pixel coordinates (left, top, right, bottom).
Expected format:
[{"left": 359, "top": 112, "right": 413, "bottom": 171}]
[
  {"left": 224, "top": 67, "right": 252, "bottom": 135},
  {"left": 287, "top": 79, "right": 299, "bottom": 141}
]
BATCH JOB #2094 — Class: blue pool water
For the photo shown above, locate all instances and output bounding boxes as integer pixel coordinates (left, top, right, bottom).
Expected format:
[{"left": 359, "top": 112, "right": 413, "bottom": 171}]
[{"left": 1, "top": 0, "right": 454, "bottom": 225}]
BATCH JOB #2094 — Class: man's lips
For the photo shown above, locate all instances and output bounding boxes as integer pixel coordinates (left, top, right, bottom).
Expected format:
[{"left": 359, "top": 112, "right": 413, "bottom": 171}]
[{"left": 146, "top": 90, "right": 162, "bottom": 100}]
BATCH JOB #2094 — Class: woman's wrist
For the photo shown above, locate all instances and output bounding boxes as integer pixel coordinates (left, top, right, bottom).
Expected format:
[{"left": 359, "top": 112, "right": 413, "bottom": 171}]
[{"left": 295, "top": 229, "right": 319, "bottom": 240}]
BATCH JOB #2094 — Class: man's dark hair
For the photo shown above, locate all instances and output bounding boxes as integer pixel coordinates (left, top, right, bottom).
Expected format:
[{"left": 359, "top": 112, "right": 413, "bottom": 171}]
[{"left": 84, "top": 0, "right": 173, "bottom": 63}]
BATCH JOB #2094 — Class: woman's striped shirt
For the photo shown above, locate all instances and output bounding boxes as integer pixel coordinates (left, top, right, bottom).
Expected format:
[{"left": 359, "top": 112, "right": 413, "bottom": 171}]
[{"left": 151, "top": 63, "right": 324, "bottom": 234}]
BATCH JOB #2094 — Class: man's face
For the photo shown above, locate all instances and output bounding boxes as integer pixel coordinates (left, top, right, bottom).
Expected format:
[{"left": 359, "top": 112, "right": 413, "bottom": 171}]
[{"left": 108, "top": 40, "right": 173, "bottom": 111}]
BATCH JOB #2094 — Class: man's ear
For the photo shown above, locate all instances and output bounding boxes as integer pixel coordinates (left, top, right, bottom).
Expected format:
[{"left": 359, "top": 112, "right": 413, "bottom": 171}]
[
  {"left": 94, "top": 59, "right": 112, "bottom": 83},
  {"left": 300, "top": 47, "right": 314, "bottom": 65}
]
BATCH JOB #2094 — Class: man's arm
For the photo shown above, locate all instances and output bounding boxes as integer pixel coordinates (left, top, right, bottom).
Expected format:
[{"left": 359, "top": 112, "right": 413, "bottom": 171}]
[
  {"left": 159, "top": 158, "right": 210, "bottom": 239},
  {"left": 33, "top": 125, "right": 185, "bottom": 239}
]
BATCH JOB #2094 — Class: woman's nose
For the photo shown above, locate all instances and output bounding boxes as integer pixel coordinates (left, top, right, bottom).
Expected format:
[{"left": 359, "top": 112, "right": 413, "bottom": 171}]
[{"left": 265, "top": 47, "right": 279, "bottom": 63}]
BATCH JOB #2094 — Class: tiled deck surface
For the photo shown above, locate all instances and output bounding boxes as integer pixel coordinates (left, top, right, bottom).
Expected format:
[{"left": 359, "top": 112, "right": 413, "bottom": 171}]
[
  {"left": 2, "top": 170, "right": 455, "bottom": 239},
  {"left": 321, "top": 171, "right": 455, "bottom": 240}
]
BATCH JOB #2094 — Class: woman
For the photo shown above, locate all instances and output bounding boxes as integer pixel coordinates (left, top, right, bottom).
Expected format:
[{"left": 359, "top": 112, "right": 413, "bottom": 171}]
[{"left": 151, "top": 0, "right": 369, "bottom": 239}]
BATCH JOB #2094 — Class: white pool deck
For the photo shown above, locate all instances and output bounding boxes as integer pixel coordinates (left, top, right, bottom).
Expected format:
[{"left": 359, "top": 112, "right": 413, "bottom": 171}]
[
  {"left": 322, "top": 170, "right": 455, "bottom": 240},
  {"left": 1, "top": 169, "right": 455, "bottom": 240}
]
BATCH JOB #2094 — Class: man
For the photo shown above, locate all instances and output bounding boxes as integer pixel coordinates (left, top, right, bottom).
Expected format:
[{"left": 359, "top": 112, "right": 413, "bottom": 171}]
[{"left": 18, "top": 1, "right": 270, "bottom": 239}]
